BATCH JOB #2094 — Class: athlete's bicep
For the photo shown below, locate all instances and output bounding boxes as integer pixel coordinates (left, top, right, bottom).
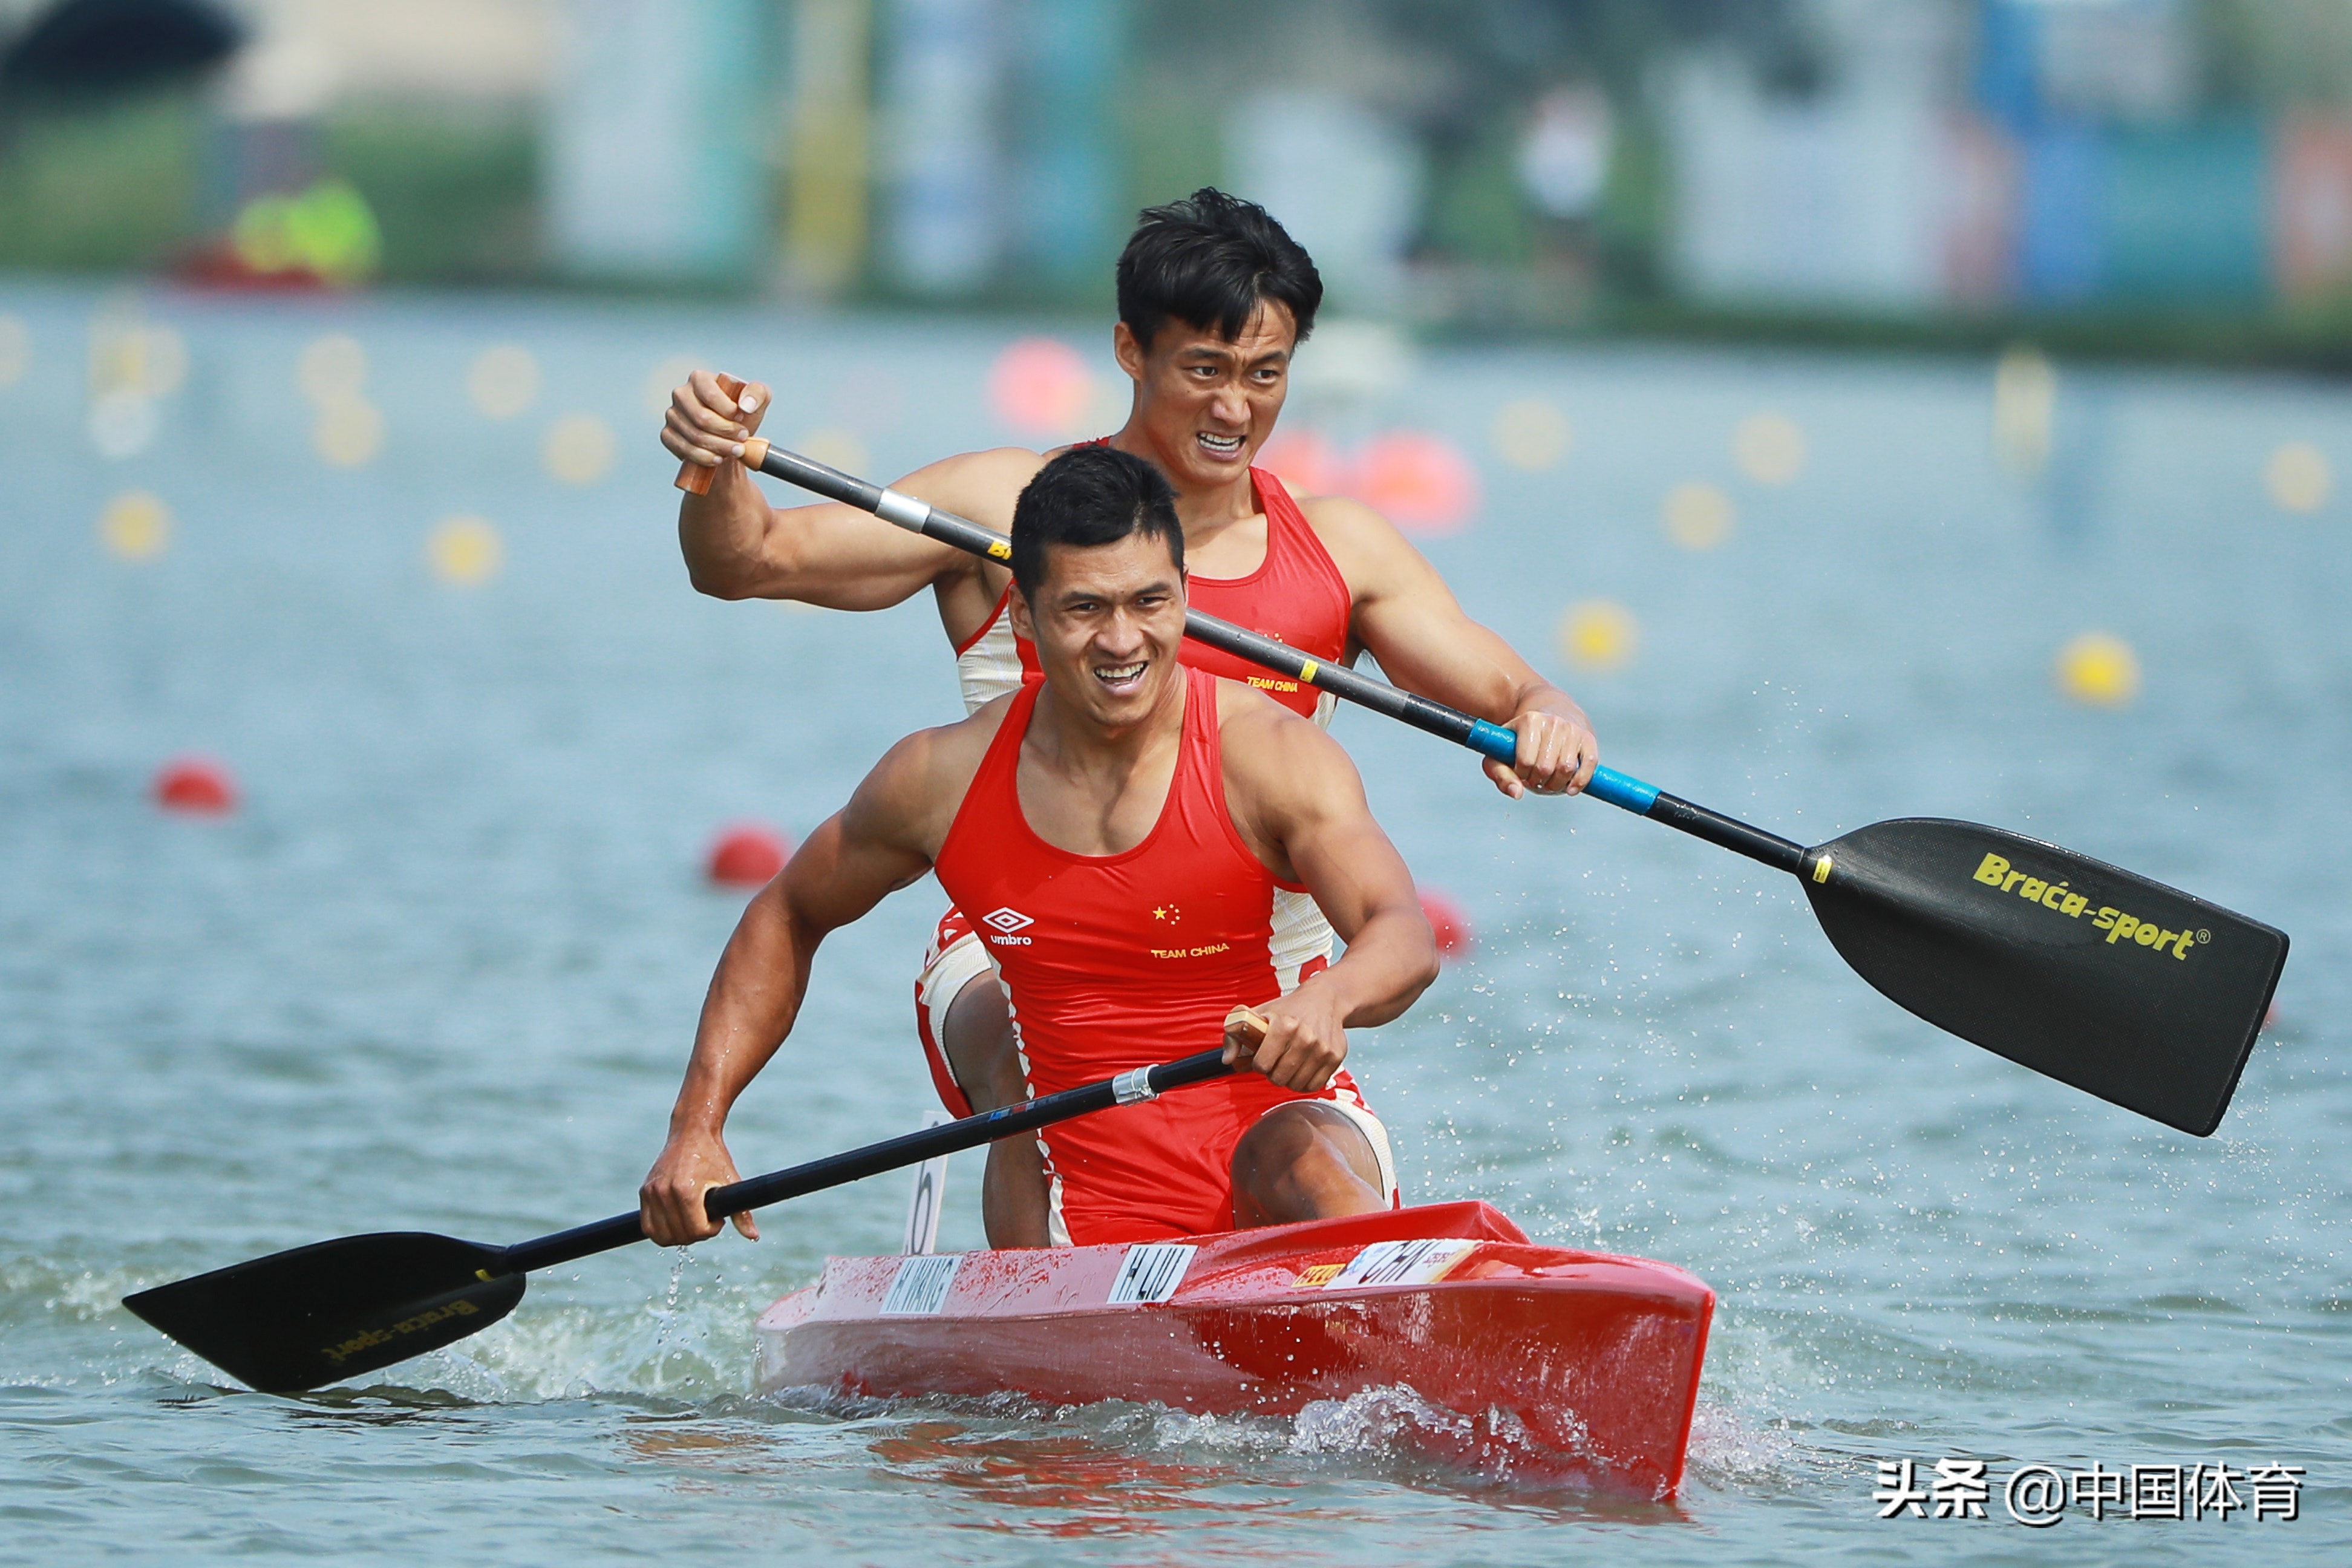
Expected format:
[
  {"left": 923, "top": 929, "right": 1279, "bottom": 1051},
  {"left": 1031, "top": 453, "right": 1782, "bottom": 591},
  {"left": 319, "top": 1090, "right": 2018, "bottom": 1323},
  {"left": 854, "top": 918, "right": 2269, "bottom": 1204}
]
[
  {"left": 745, "top": 447, "right": 1040, "bottom": 610},
  {"left": 1317, "top": 497, "right": 1538, "bottom": 717},
  {"left": 776, "top": 736, "right": 953, "bottom": 934},
  {"left": 1229, "top": 706, "right": 1420, "bottom": 942},
  {"left": 750, "top": 500, "right": 973, "bottom": 610}
]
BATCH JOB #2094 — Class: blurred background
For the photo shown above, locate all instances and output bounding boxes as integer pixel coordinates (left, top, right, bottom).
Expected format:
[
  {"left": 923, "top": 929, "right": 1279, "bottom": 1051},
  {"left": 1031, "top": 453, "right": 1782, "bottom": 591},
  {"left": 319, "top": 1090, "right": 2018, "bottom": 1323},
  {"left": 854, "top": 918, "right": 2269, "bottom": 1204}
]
[
  {"left": 5, "top": 4, "right": 2351, "bottom": 1559},
  {"left": 5, "top": 0, "right": 2352, "bottom": 359}
]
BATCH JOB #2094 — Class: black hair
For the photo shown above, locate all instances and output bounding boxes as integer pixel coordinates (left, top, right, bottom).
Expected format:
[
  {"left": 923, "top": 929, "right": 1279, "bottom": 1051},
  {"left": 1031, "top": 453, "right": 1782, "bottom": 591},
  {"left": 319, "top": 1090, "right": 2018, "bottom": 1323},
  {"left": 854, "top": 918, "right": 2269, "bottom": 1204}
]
[
  {"left": 1115, "top": 188, "right": 1322, "bottom": 351},
  {"left": 1010, "top": 445, "right": 1184, "bottom": 598}
]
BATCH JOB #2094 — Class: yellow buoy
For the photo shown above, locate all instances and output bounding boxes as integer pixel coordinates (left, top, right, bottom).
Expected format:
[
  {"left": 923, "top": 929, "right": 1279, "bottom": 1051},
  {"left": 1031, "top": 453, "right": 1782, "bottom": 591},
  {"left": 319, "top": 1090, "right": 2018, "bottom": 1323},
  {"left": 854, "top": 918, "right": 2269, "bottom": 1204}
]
[
  {"left": 312, "top": 398, "right": 385, "bottom": 467},
  {"left": 1491, "top": 399, "right": 1572, "bottom": 472},
  {"left": 468, "top": 345, "right": 540, "bottom": 420},
  {"left": 2265, "top": 442, "right": 2330, "bottom": 514},
  {"left": 99, "top": 491, "right": 171, "bottom": 560},
  {"left": 428, "top": 516, "right": 503, "bottom": 586},
  {"left": 2055, "top": 632, "right": 2140, "bottom": 707},
  {"left": 542, "top": 414, "right": 616, "bottom": 485},
  {"left": 1661, "top": 481, "right": 1734, "bottom": 550},
  {"left": 298, "top": 334, "right": 368, "bottom": 405},
  {"left": 0, "top": 312, "right": 28, "bottom": 387},
  {"left": 1555, "top": 599, "right": 1638, "bottom": 671},
  {"left": 1732, "top": 412, "right": 1805, "bottom": 485}
]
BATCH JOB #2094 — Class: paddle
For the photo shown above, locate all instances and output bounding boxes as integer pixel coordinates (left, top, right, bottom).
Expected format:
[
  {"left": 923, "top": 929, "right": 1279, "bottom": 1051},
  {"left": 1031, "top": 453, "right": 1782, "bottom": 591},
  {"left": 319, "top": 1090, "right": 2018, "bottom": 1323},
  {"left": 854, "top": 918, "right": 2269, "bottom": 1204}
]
[
  {"left": 124, "top": 1046, "right": 1236, "bottom": 1393},
  {"left": 682, "top": 425, "right": 2289, "bottom": 1137}
]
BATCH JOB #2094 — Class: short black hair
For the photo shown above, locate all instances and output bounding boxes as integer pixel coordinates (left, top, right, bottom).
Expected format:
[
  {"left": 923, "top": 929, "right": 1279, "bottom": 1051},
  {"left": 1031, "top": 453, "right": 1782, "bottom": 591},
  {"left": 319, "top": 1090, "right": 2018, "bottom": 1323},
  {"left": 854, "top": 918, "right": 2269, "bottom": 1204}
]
[
  {"left": 1116, "top": 188, "right": 1322, "bottom": 351},
  {"left": 1010, "top": 445, "right": 1184, "bottom": 599}
]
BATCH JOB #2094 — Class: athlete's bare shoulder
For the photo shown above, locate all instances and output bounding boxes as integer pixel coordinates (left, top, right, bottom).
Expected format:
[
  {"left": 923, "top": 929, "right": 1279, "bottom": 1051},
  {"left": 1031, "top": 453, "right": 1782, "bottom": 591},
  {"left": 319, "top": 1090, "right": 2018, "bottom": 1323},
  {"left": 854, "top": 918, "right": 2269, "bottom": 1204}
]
[
  {"left": 1293, "top": 491, "right": 1422, "bottom": 573},
  {"left": 847, "top": 692, "right": 1021, "bottom": 857},
  {"left": 1289, "top": 491, "right": 1466, "bottom": 629},
  {"left": 1212, "top": 678, "right": 1373, "bottom": 878},
  {"left": 1212, "top": 678, "right": 1354, "bottom": 801}
]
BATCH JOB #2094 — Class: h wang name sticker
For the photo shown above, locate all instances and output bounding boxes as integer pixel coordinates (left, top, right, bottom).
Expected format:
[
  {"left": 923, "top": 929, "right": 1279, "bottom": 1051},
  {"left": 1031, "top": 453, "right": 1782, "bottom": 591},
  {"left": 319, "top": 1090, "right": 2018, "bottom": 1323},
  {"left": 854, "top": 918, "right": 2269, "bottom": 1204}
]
[
  {"left": 1326, "top": 1238, "right": 1480, "bottom": 1289},
  {"left": 880, "top": 1253, "right": 962, "bottom": 1315},
  {"left": 1107, "top": 1243, "right": 1197, "bottom": 1305}
]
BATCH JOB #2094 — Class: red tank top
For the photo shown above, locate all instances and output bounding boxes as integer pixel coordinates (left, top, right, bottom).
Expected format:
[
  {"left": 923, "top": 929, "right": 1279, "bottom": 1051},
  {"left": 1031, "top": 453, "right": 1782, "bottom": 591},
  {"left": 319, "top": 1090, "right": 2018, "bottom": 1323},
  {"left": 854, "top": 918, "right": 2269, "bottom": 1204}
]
[
  {"left": 952, "top": 465, "right": 1351, "bottom": 719},
  {"left": 933, "top": 667, "right": 1368, "bottom": 1243}
]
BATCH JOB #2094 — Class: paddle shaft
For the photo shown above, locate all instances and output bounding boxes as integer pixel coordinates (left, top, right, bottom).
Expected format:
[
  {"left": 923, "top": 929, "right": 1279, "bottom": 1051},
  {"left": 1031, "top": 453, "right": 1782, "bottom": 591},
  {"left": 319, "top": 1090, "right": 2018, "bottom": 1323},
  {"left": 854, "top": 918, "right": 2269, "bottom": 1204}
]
[
  {"left": 697, "top": 430, "right": 1814, "bottom": 878},
  {"left": 495, "top": 1047, "right": 1233, "bottom": 1276}
]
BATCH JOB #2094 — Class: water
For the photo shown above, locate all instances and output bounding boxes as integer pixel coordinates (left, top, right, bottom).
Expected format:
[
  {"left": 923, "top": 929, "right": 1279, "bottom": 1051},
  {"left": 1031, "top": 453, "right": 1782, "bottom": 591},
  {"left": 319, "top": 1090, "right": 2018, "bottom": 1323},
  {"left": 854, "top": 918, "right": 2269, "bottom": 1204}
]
[{"left": 2, "top": 279, "right": 2347, "bottom": 1563}]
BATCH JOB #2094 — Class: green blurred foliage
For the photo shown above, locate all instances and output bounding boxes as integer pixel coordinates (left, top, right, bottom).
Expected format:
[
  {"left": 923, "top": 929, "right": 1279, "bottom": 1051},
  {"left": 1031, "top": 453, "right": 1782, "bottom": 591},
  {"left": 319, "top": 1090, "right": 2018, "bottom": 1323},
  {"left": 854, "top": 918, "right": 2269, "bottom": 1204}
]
[
  {"left": 0, "top": 91, "right": 203, "bottom": 269},
  {"left": 1423, "top": 118, "right": 1534, "bottom": 269},
  {"left": 325, "top": 108, "right": 537, "bottom": 283},
  {"left": 2199, "top": 0, "right": 2352, "bottom": 110},
  {"left": 1117, "top": 77, "right": 1224, "bottom": 236}
]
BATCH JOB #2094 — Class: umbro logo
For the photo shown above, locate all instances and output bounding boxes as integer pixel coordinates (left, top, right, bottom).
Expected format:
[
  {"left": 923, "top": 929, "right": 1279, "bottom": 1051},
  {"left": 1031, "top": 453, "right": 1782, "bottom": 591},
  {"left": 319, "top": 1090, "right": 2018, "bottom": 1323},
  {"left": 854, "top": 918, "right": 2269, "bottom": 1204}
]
[{"left": 981, "top": 907, "right": 1035, "bottom": 944}]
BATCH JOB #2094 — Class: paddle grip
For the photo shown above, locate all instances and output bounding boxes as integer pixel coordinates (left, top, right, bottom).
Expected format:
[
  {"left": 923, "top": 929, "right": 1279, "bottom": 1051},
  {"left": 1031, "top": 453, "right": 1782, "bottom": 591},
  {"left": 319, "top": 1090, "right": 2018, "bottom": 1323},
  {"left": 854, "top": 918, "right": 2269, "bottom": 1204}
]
[{"left": 673, "top": 373, "right": 755, "bottom": 495}]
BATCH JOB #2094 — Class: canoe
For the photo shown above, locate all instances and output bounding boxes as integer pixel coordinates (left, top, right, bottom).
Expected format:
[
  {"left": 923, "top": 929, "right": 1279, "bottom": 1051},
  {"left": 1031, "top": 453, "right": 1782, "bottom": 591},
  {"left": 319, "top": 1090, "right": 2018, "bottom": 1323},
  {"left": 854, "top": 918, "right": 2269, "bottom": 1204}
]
[{"left": 756, "top": 1199, "right": 1714, "bottom": 1497}]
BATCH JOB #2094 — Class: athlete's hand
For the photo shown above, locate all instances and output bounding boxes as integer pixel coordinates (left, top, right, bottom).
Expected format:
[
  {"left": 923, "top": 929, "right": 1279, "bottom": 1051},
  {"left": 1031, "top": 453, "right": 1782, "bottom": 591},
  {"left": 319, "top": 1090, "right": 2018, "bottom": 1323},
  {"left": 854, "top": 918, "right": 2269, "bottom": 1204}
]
[
  {"left": 1484, "top": 697, "right": 1598, "bottom": 799},
  {"left": 639, "top": 1125, "right": 759, "bottom": 1247},
  {"left": 1224, "top": 991, "right": 1348, "bottom": 1093},
  {"left": 662, "top": 369, "right": 773, "bottom": 475}
]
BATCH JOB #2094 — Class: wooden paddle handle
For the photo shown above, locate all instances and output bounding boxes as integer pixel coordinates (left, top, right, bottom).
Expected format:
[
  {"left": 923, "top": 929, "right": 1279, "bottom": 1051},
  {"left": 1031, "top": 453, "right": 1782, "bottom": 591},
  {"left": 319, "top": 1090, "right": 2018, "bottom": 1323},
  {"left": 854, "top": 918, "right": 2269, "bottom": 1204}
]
[
  {"left": 675, "top": 373, "right": 765, "bottom": 495},
  {"left": 1225, "top": 1005, "right": 1271, "bottom": 1045}
]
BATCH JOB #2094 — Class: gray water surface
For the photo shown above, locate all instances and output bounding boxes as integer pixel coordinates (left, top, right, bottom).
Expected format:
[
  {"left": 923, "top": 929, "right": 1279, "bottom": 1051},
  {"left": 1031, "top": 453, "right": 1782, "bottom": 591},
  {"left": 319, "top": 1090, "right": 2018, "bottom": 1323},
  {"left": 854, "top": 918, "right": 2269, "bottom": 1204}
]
[{"left": 2, "top": 281, "right": 2347, "bottom": 1564}]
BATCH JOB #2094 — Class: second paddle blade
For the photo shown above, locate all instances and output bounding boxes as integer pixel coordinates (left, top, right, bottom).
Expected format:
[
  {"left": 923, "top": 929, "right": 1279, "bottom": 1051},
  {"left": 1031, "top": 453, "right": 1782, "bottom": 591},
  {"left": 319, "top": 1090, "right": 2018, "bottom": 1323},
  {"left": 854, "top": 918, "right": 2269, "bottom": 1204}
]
[
  {"left": 123, "top": 1232, "right": 521, "bottom": 1394},
  {"left": 1802, "top": 818, "right": 2287, "bottom": 1136}
]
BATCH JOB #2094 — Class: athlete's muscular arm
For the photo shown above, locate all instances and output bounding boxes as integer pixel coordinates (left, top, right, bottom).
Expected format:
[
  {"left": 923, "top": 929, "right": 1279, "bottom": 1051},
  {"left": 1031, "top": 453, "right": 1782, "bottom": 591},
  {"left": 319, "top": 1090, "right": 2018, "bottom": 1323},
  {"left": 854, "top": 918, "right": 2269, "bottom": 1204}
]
[
  {"left": 638, "top": 719, "right": 985, "bottom": 1246},
  {"left": 1218, "top": 686, "right": 1440, "bottom": 1093},
  {"left": 1306, "top": 495, "right": 1599, "bottom": 800},
  {"left": 663, "top": 368, "right": 1039, "bottom": 615}
]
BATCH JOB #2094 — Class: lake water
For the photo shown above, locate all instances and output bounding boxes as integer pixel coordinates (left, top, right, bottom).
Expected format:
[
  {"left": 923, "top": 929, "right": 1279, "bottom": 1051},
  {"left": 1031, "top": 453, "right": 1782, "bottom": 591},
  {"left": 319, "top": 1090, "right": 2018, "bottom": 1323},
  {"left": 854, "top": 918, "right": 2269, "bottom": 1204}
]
[{"left": 2, "top": 278, "right": 2347, "bottom": 1564}]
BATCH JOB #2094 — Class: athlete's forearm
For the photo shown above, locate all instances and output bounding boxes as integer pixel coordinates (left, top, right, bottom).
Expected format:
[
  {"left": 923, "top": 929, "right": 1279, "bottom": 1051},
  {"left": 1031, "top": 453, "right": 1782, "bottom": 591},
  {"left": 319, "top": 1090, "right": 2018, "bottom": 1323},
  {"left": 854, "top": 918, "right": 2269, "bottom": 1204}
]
[
  {"left": 666, "top": 882, "right": 820, "bottom": 1137},
  {"left": 678, "top": 460, "right": 788, "bottom": 599},
  {"left": 1311, "top": 903, "right": 1439, "bottom": 1028}
]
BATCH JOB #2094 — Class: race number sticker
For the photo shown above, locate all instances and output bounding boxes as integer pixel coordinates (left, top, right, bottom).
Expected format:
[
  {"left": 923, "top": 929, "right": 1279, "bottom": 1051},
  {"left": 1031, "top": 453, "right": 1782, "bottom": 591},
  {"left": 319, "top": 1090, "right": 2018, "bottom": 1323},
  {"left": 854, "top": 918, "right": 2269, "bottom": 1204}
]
[
  {"left": 880, "top": 1253, "right": 961, "bottom": 1315},
  {"left": 1107, "top": 1243, "right": 1197, "bottom": 1305},
  {"left": 1327, "top": 1238, "right": 1478, "bottom": 1289}
]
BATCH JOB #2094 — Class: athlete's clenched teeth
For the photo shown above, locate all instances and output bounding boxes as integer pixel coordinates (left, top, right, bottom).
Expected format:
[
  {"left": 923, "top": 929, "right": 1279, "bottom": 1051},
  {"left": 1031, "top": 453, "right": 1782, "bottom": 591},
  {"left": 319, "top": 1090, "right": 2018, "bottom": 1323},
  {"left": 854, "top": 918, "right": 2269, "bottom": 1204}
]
[
  {"left": 1196, "top": 431, "right": 1244, "bottom": 460},
  {"left": 1094, "top": 660, "right": 1148, "bottom": 688}
]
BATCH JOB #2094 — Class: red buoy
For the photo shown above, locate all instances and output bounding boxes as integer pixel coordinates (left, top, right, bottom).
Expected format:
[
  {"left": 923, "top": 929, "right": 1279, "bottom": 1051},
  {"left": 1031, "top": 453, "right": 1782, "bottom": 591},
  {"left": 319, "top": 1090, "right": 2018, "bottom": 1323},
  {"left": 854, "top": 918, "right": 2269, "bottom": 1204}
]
[
  {"left": 1419, "top": 888, "right": 1472, "bottom": 961},
  {"left": 154, "top": 757, "right": 237, "bottom": 814},
  {"left": 708, "top": 823, "right": 790, "bottom": 887}
]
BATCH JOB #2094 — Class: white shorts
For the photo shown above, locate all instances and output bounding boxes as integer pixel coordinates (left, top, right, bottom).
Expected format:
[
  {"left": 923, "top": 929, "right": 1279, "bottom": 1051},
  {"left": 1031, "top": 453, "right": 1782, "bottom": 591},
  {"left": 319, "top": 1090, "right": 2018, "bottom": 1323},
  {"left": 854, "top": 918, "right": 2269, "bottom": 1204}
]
[
  {"left": 1313, "top": 1092, "right": 1402, "bottom": 1210},
  {"left": 913, "top": 915, "right": 995, "bottom": 1117}
]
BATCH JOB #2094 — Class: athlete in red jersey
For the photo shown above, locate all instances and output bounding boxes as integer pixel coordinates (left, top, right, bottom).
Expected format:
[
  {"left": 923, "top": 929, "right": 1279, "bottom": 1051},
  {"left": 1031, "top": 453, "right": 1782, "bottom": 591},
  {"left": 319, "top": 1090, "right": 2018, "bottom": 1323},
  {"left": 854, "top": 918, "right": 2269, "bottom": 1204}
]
[
  {"left": 640, "top": 446, "right": 1437, "bottom": 1249},
  {"left": 663, "top": 191, "right": 1589, "bottom": 1243}
]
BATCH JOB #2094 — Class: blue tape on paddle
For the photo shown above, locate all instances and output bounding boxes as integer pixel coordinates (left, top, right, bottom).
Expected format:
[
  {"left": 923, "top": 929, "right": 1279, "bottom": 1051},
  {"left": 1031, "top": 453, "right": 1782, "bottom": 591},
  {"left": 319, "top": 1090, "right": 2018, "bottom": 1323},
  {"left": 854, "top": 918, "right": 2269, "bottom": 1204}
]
[
  {"left": 1466, "top": 719, "right": 1519, "bottom": 764},
  {"left": 1583, "top": 766, "right": 1660, "bottom": 815}
]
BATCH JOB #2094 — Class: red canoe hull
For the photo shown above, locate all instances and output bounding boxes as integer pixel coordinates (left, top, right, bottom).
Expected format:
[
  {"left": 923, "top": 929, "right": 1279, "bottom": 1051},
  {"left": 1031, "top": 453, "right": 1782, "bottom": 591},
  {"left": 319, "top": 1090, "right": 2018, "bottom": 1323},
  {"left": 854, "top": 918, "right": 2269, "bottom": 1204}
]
[{"left": 756, "top": 1201, "right": 1713, "bottom": 1497}]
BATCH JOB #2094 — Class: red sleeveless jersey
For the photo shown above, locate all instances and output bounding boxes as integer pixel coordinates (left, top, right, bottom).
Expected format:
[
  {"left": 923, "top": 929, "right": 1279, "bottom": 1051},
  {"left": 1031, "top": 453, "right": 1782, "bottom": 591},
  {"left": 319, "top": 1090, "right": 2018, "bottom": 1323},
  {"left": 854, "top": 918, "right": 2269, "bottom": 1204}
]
[
  {"left": 952, "top": 465, "right": 1351, "bottom": 719},
  {"left": 932, "top": 667, "right": 1371, "bottom": 1244}
]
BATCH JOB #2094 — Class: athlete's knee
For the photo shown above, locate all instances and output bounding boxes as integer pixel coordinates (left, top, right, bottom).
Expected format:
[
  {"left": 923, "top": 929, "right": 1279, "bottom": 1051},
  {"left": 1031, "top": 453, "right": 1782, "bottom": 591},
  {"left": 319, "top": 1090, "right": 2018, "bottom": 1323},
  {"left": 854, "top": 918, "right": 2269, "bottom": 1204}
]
[{"left": 1231, "top": 1103, "right": 1382, "bottom": 1223}]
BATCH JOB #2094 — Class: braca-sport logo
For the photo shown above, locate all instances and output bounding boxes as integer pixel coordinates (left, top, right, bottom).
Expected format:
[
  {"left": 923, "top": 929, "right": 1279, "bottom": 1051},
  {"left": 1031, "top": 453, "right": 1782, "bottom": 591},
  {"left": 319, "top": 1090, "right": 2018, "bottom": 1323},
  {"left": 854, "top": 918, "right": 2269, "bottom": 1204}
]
[{"left": 1970, "top": 853, "right": 2209, "bottom": 962}]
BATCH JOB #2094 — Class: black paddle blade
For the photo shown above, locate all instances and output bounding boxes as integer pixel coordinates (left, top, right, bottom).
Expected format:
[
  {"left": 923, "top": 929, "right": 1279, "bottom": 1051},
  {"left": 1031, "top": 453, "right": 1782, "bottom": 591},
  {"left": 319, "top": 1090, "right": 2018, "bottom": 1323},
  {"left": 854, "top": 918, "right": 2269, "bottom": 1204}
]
[
  {"left": 123, "top": 1232, "right": 522, "bottom": 1394},
  {"left": 1802, "top": 818, "right": 2287, "bottom": 1136}
]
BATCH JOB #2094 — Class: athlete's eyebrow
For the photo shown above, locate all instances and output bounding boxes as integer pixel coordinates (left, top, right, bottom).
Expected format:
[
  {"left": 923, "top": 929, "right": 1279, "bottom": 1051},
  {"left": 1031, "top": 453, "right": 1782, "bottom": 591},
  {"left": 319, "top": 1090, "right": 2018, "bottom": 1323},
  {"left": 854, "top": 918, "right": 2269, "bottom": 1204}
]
[{"left": 1056, "top": 577, "right": 1178, "bottom": 607}]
